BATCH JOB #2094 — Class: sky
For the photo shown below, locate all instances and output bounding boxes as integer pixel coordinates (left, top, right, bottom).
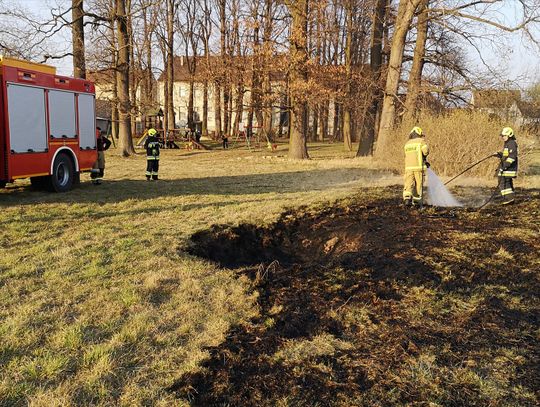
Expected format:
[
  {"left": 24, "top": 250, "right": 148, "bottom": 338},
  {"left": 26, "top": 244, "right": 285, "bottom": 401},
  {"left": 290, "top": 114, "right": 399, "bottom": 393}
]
[{"left": 5, "top": 0, "right": 540, "bottom": 89}]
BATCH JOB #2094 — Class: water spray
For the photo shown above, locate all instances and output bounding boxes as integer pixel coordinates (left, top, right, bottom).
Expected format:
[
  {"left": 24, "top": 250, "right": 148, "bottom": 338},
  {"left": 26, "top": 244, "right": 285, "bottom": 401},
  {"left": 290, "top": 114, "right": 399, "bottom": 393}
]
[{"left": 443, "top": 154, "right": 501, "bottom": 209}]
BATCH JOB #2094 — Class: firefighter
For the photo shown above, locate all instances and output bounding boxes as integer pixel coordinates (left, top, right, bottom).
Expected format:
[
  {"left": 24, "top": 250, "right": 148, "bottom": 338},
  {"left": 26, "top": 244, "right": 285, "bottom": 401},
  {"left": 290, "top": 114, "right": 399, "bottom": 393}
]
[
  {"left": 493, "top": 127, "right": 518, "bottom": 204},
  {"left": 145, "top": 128, "right": 160, "bottom": 180},
  {"left": 403, "top": 126, "right": 430, "bottom": 207},
  {"left": 91, "top": 127, "right": 112, "bottom": 185}
]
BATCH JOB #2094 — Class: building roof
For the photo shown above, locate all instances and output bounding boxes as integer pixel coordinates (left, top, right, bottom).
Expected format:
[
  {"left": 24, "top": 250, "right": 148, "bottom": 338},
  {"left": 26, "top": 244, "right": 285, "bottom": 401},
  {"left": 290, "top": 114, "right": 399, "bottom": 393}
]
[
  {"left": 516, "top": 100, "right": 540, "bottom": 119},
  {"left": 471, "top": 89, "right": 521, "bottom": 109},
  {"left": 157, "top": 55, "right": 288, "bottom": 83},
  {"left": 87, "top": 68, "right": 115, "bottom": 85},
  {"left": 87, "top": 67, "right": 154, "bottom": 85}
]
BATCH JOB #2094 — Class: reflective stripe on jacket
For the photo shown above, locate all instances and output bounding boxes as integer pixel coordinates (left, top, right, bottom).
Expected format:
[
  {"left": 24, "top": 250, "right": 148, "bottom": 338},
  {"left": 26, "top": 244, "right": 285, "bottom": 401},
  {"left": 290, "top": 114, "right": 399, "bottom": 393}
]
[
  {"left": 498, "top": 138, "right": 518, "bottom": 177},
  {"left": 404, "top": 137, "right": 429, "bottom": 171}
]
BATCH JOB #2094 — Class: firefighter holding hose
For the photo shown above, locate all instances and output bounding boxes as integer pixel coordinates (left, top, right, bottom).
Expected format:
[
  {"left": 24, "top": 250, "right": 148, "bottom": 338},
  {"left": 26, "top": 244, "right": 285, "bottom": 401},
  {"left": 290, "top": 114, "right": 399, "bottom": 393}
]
[
  {"left": 403, "top": 126, "right": 430, "bottom": 208},
  {"left": 493, "top": 127, "right": 518, "bottom": 205}
]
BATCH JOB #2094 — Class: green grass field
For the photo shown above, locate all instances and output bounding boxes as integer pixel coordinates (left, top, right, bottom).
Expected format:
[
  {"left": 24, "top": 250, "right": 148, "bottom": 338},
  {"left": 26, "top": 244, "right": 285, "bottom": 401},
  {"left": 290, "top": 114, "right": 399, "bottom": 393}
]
[{"left": 1, "top": 141, "right": 538, "bottom": 406}]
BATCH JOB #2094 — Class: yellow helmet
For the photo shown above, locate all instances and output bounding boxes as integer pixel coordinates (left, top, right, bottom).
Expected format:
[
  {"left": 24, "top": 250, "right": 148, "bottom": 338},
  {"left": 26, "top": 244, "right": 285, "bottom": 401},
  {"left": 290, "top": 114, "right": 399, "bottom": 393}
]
[
  {"left": 148, "top": 128, "right": 157, "bottom": 136},
  {"left": 411, "top": 126, "right": 423, "bottom": 136},
  {"left": 501, "top": 127, "right": 514, "bottom": 137}
]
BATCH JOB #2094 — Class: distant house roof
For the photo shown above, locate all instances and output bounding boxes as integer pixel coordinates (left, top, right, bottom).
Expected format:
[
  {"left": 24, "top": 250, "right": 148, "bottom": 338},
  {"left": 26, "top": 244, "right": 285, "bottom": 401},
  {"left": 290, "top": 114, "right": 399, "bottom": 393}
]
[
  {"left": 87, "top": 68, "right": 115, "bottom": 84},
  {"left": 471, "top": 89, "right": 521, "bottom": 109},
  {"left": 516, "top": 100, "right": 540, "bottom": 119},
  {"left": 87, "top": 67, "right": 154, "bottom": 85},
  {"left": 157, "top": 55, "right": 288, "bottom": 83}
]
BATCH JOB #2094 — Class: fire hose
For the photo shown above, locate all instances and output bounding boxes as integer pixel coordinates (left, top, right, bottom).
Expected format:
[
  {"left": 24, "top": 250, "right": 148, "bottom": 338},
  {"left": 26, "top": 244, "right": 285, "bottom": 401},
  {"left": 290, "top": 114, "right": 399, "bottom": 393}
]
[
  {"left": 444, "top": 154, "right": 501, "bottom": 209},
  {"left": 478, "top": 187, "right": 500, "bottom": 210},
  {"left": 444, "top": 154, "right": 495, "bottom": 186}
]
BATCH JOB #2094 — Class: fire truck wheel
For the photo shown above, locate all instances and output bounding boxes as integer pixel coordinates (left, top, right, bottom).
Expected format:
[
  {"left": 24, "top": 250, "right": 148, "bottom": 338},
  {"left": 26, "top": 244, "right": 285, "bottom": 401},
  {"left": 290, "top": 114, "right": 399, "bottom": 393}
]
[{"left": 48, "top": 153, "right": 74, "bottom": 192}]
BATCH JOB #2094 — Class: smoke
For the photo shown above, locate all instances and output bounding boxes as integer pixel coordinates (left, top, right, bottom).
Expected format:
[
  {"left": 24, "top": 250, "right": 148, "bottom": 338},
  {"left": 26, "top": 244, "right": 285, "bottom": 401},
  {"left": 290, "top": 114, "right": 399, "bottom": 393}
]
[{"left": 425, "top": 168, "right": 463, "bottom": 207}]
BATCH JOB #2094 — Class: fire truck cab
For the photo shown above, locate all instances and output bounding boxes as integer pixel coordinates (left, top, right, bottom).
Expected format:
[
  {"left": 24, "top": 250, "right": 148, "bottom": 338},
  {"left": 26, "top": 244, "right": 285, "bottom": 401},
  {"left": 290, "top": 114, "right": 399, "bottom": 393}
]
[{"left": 0, "top": 56, "right": 97, "bottom": 192}]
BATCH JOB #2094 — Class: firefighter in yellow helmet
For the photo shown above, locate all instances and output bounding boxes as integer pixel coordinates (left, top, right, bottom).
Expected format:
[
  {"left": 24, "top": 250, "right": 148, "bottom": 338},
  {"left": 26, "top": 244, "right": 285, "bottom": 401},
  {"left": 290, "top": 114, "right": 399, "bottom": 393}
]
[
  {"left": 144, "top": 128, "right": 160, "bottom": 180},
  {"left": 493, "top": 127, "right": 518, "bottom": 204},
  {"left": 403, "top": 126, "right": 430, "bottom": 207}
]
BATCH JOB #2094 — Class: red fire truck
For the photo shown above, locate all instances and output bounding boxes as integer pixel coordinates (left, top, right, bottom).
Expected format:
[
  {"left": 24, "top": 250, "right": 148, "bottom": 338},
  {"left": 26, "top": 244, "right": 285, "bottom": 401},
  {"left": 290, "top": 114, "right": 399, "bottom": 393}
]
[{"left": 0, "top": 56, "right": 97, "bottom": 192}]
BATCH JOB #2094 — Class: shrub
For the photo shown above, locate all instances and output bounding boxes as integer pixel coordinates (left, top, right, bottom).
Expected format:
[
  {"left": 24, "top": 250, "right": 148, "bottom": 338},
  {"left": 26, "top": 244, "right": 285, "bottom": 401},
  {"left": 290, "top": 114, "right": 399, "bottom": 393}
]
[{"left": 375, "top": 110, "right": 537, "bottom": 178}]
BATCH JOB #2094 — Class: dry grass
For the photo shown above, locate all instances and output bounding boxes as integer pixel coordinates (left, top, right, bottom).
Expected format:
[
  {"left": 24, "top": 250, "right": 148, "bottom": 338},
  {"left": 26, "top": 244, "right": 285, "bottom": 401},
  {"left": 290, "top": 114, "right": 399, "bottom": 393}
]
[
  {"left": 0, "top": 142, "right": 396, "bottom": 406},
  {"left": 377, "top": 109, "right": 538, "bottom": 178},
  {"left": 0, "top": 140, "right": 538, "bottom": 406}
]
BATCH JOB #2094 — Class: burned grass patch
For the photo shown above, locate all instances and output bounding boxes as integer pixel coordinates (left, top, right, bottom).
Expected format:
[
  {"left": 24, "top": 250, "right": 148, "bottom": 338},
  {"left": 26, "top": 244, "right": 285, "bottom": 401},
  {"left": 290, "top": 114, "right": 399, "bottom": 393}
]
[{"left": 175, "top": 188, "right": 540, "bottom": 406}]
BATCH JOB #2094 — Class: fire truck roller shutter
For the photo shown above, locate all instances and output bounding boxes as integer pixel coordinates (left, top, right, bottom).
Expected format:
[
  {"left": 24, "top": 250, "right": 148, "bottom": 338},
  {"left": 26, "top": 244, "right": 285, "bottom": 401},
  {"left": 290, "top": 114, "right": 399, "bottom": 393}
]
[
  {"left": 7, "top": 84, "right": 48, "bottom": 153},
  {"left": 78, "top": 94, "right": 96, "bottom": 149},
  {"left": 48, "top": 90, "right": 76, "bottom": 139}
]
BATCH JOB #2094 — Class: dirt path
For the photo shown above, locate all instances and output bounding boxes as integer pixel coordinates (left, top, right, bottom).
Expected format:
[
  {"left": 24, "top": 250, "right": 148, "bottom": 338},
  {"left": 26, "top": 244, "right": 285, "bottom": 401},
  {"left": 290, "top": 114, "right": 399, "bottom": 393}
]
[{"left": 173, "top": 187, "right": 540, "bottom": 406}]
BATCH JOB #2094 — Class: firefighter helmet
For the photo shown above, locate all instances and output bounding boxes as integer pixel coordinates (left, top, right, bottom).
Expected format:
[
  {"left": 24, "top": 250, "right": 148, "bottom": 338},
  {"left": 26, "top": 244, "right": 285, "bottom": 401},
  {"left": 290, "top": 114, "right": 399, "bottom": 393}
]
[
  {"left": 411, "top": 126, "right": 423, "bottom": 136},
  {"left": 501, "top": 127, "right": 514, "bottom": 137},
  {"left": 148, "top": 128, "right": 157, "bottom": 136}
]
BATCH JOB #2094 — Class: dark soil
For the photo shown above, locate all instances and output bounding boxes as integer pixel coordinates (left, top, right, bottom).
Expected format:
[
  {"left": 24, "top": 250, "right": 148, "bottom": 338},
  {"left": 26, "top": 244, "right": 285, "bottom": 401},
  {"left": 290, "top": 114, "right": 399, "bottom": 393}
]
[{"left": 173, "top": 187, "right": 540, "bottom": 406}]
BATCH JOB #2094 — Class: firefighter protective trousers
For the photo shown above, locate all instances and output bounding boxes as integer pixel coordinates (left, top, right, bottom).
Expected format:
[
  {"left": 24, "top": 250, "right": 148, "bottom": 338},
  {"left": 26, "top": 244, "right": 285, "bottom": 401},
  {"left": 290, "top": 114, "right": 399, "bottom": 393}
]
[
  {"left": 145, "top": 136, "right": 160, "bottom": 180},
  {"left": 403, "top": 137, "right": 429, "bottom": 204},
  {"left": 497, "top": 137, "right": 518, "bottom": 203}
]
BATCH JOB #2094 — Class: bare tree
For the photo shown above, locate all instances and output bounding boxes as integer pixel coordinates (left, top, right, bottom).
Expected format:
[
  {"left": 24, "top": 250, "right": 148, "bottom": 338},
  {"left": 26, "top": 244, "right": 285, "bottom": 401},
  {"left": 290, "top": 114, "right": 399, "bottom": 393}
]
[
  {"left": 375, "top": 0, "right": 422, "bottom": 157},
  {"left": 403, "top": 0, "right": 429, "bottom": 122},
  {"left": 166, "top": 0, "right": 176, "bottom": 134},
  {"left": 342, "top": 0, "right": 354, "bottom": 151},
  {"left": 357, "top": 0, "right": 387, "bottom": 156},
  {"left": 285, "top": 0, "right": 309, "bottom": 159},
  {"left": 115, "top": 0, "right": 135, "bottom": 156},
  {"left": 72, "top": 0, "right": 86, "bottom": 78}
]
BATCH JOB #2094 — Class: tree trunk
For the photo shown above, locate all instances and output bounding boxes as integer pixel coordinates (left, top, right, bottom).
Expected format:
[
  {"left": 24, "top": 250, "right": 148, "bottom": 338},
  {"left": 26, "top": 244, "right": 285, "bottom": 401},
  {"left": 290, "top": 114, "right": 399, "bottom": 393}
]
[
  {"left": 162, "top": 54, "right": 169, "bottom": 134},
  {"left": 115, "top": 0, "right": 134, "bottom": 156},
  {"left": 278, "top": 90, "right": 287, "bottom": 138},
  {"left": 219, "top": 0, "right": 229, "bottom": 137},
  {"left": 375, "top": 0, "right": 421, "bottom": 156},
  {"left": 311, "top": 105, "right": 319, "bottom": 141},
  {"left": 188, "top": 78, "right": 195, "bottom": 130},
  {"left": 203, "top": 80, "right": 208, "bottom": 136},
  {"left": 333, "top": 102, "right": 340, "bottom": 141},
  {"left": 214, "top": 82, "right": 222, "bottom": 138},
  {"left": 224, "top": 89, "right": 232, "bottom": 136},
  {"left": 342, "top": 0, "right": 353, "bottom": 151},
  {"left": 166, "top": 0, "right": 175, "bottom": 136},
  {"left": 319, "top": 101, "right": 328, "bottom": 141},
  {"left": 262, "top": 73, "right": 273, "bottom": 141},
  {"left": 403, "top": 0, "right": 429, "bottom": 123},
  {"left": 233, "top": 83, "right": 244, "bottom": 136},
  {"left": 357, "top": 0, "right": 386, "bottom": 156},
  {"left": 261, "top": 0, "right": 274, "bottom": 141},
  {"left": 72, "top": 0, "right": 86, "bottom": 79},
  {"left": 108, "top": 2, "right": 119, "bottom": 140},
  {"left": 141, "top": 4, "right": 153, "bottom": 128},
  {"left": 127, "top": 0, "right": 137, "bottom": 136},
  {"left": 285, "top": 0, "right": 309, "bottom": 159}
]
